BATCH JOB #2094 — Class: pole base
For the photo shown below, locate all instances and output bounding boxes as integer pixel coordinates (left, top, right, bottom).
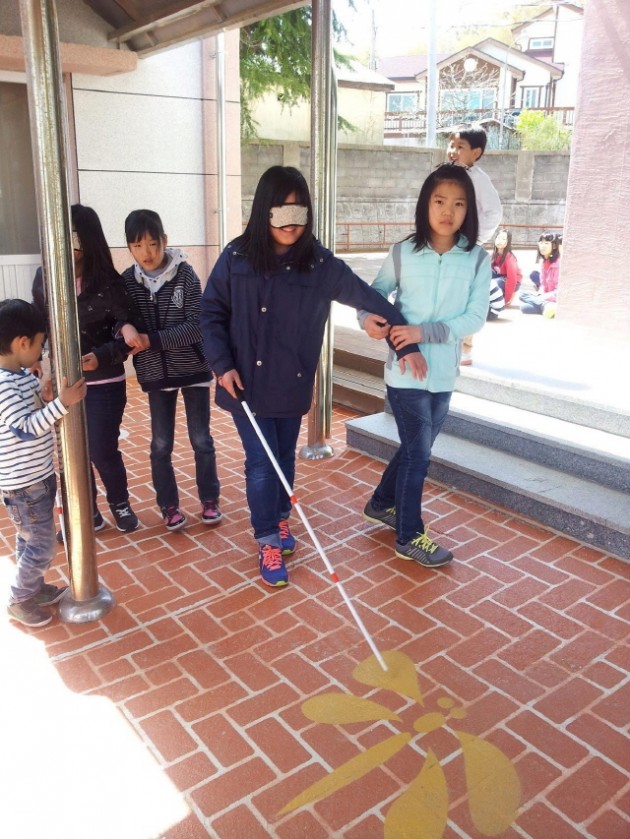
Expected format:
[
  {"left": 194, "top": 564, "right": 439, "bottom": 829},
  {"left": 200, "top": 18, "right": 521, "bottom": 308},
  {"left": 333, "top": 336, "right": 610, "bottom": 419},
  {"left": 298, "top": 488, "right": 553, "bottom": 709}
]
[
  {"left": 299, "top": 441, "right": 334, "bottom": 460},
  {"left": 57, "top": 584, "right": 116, "bottom": 624}
]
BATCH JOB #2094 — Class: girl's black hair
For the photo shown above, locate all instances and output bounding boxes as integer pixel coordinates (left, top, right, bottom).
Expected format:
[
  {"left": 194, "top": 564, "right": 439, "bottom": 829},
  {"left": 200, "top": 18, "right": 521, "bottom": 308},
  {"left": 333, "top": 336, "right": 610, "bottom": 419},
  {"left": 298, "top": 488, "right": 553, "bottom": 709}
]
[
  {"left": 124, "top": 209, "right": 166, "bottom": 246},
  {"left": 0, "top": 299, "right": 46, "bottom": 354},
  {"left": 234, "top": 166, "right": 315, "bottom": 273},
  {"left": 71, "top": 203, "right": 118, "bottom": 294},
  {"left": 493, "top": 228, "right": 513, "bottom": 267},
  {"left": 409, "top": 163, "right": 478, "bottom": 252},
  {"left": 536, "top": 230, "right": 561, "bottom": 263}
]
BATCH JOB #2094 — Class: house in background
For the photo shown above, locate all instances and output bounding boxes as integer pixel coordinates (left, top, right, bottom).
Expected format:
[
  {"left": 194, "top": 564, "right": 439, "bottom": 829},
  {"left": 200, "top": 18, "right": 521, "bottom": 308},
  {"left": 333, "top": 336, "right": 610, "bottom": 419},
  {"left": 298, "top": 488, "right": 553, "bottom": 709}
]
[
  {"left": 377, "top": 2, "right": 583, "bottom": 148},
  {"left": 249, "top": 59, "right": 393, "bottom": 146}
]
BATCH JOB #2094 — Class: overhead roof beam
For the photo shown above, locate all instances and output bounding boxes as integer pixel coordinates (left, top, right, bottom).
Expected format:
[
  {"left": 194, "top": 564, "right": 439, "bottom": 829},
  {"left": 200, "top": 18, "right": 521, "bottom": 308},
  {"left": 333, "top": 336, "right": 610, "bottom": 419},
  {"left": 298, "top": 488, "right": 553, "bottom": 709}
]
[{"left": 109, "top": 0, "right": 225, "bottom": 44}]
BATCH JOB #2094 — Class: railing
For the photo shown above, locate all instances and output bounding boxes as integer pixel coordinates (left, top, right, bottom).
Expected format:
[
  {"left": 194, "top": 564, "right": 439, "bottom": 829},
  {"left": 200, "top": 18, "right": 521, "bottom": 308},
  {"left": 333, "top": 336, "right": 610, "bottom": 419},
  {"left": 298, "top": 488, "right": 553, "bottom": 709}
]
[
  {"left": 335, "top": 222, "right": 564, "bottom": 253},
  {"left": 384, "top": 106, "right": 575, "bottom": 136}
]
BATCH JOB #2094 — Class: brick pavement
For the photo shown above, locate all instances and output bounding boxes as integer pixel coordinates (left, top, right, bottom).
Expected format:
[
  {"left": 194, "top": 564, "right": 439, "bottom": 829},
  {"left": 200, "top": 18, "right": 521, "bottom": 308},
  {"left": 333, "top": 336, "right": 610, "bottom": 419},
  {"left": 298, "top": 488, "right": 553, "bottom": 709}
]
[{"left": 0, "top": 379, "right": 628, "bottom": 839}]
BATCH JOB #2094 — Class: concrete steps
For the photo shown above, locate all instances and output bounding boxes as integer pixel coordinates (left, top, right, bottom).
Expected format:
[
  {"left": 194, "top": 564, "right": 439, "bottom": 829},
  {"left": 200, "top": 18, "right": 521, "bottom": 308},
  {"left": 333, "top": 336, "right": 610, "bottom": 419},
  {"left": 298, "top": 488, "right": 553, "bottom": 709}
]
[{"left": 334, "top": 327, "right": 630, "bottom": 560}]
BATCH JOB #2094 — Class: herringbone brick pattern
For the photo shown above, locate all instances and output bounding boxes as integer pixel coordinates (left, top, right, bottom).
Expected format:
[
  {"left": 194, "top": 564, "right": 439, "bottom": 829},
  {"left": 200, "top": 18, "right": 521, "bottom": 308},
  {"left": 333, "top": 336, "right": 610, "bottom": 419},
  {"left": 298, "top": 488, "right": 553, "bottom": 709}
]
[{"left": 0, "top": 379, "right": 628, "bottom": 839}]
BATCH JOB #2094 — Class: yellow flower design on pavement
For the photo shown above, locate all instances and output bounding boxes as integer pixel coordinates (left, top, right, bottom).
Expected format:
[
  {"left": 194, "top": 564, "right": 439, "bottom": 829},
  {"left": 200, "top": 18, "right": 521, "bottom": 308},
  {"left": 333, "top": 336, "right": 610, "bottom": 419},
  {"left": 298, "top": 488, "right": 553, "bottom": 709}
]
[{"left": 279, "top": 650, "right": 520, "bottom": 838}]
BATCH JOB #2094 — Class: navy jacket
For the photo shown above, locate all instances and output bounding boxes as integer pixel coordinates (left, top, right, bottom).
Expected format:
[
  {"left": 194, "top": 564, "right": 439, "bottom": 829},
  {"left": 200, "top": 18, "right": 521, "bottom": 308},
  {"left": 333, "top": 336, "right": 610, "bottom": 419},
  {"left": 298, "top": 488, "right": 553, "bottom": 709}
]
[{"left": 201, "top": 240, "right": 409, "bottom": 418}]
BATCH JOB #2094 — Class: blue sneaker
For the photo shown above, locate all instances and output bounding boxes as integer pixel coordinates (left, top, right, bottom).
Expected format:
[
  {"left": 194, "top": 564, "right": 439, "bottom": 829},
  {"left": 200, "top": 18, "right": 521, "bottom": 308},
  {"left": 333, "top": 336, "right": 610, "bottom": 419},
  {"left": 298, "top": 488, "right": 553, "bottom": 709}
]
[
  {"left": 279, "top": 519, "right": 296, "bottom": 555},
  {"left": 258, "top": 543, "right": 288, "bottom": 587}
]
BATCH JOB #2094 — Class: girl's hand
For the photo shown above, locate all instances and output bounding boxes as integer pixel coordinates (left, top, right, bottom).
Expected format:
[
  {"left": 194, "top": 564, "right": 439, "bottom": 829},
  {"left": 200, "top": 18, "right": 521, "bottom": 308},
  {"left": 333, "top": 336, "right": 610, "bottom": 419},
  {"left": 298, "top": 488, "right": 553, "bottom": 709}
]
[
  {"left": 121, "top": 324, "right": 144, "bottom": 348},
  {"left": 389, "top": 324, "right": 423, "bottom": 349},
  {"left": 128, "top": 333, "right": 150, "bottom": 355},
  {"left": 398, "top": 350, "right": 427, "bottom": 380},
  {"left": 363, "top": 314, "right": 390, "bottom": 340},
  {"left": 216, "top": 368, "right": 243, "bottom": 399},
  {"left": 82, "top": 352, "right": 99, "bottom": 371}
]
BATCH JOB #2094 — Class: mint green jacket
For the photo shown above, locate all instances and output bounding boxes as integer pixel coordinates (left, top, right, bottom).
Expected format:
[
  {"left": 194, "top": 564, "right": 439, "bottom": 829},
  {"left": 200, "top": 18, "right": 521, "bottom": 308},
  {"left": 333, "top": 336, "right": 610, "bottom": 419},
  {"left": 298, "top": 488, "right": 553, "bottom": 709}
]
[{"left": 370, "top": 237, "right": 490, "bottom": 393}]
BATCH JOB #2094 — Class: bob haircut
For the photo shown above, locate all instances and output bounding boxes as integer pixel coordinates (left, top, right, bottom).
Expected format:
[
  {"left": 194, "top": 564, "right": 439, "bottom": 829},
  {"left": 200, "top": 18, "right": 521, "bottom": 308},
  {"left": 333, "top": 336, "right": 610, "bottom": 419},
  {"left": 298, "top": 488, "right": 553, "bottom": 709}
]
[
  {"left": 493, "top": 228, "right": 514, "bottom": 266},
  {"left": 536, "top": 230, "right": 561, "bottom": 263},
  {"left": 71, "top": 203, "right": 118, "bottom": 294},
  {"left": 234, "top": 165, "right": 315, "bottom": 274},
  {"left": 409, "top": 163, "right": 478, "bottom": 252},
  {"left": 0, "top": 299, "right": 46, "bottom": 354},
  {"left": 124, "top": 209, "right": 166, "bottom": 246}
]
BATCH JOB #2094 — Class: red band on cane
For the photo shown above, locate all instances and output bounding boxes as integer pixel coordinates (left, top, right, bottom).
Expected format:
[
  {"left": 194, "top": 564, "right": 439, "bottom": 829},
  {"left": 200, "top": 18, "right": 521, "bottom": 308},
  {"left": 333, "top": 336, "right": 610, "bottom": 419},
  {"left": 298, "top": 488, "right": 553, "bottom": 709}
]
[
  {"left": 330, "top": 572, "right": 339, "bottom": 583},
  {"left": 290, "top": 495, "right": 298, "bottom": 504}
]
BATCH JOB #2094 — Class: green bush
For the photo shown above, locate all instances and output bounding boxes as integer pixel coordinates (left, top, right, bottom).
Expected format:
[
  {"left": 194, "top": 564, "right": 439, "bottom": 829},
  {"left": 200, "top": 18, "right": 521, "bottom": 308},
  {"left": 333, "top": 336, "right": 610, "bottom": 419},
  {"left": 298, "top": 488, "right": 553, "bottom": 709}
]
[{"left": 516, "top": 110, "right": 572, "bottom": 151}]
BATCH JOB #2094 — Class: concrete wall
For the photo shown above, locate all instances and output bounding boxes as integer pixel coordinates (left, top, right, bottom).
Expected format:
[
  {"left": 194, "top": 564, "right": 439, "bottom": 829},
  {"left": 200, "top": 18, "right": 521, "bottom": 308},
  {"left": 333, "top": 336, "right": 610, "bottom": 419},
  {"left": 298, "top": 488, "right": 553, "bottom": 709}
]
[
  {"left": 560, "top": 0, "right": 630, "bottom": 331},
  {"left": 242, "top": 141, "right": 568, "bottom": 247}
]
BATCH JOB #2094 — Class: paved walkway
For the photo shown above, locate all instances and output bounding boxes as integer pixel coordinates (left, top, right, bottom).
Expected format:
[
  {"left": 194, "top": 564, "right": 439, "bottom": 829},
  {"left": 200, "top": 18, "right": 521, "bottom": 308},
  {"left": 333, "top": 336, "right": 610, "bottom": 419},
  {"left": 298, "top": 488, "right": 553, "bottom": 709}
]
[{"left": 1, "top": 379, "right": 628, "bottom": 839}]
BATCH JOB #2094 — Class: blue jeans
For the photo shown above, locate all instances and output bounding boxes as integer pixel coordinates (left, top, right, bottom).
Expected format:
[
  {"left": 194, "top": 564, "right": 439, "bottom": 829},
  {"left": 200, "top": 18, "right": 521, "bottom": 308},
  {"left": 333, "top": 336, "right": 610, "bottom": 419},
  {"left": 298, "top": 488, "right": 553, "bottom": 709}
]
[
  {"left": 372, "top": 387, "right": 451, "bottom": 544},
  {"left": 232, "top": 413, "right": 302, "bottom": 540},
  {"left": 148, "top": 386, "right": 219, "bottom": 510},
  {"left": 85, "top": 380, "right": 129, "bottom": 509},
  {"left": 3, "top": 473, "right": 57, "bottom": 604}
]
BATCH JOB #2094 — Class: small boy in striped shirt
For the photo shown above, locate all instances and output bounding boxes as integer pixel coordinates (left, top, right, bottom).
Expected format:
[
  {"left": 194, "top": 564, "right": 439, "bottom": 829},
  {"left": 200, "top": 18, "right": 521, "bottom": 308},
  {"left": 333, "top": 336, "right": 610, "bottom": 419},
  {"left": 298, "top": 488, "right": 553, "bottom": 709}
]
[{"left": 0, "top": 299, "right": 86, "bottom": 627}]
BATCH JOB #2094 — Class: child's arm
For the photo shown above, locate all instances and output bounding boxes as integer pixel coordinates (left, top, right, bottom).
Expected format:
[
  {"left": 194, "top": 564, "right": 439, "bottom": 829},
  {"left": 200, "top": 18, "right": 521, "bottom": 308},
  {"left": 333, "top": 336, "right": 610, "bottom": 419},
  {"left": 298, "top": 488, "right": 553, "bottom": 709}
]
[
  {"left": 200, "top": 248, "right": 238, "bottom": 376},
  {"left": 0, "top": 375, "right": 86, "bottom": 441}
]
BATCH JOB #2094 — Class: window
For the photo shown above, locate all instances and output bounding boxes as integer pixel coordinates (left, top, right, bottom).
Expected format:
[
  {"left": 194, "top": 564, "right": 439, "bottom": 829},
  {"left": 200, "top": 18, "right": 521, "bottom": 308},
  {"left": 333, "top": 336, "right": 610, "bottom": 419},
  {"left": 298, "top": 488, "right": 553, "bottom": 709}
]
[
  {"left": 440, "top": 87, "right": 496, "bottom": 113},
  {"left": 521, "top": 87, "right": 541, "bottom": 109},
  {"left": 387, "top": 92, "right": 418, "bottom": 113},
  {"left": 0, "top": 81, "right": 39, "bottom": 255},
  {"left": 528, "top": 37, "right": 554, "bottom": 50}
]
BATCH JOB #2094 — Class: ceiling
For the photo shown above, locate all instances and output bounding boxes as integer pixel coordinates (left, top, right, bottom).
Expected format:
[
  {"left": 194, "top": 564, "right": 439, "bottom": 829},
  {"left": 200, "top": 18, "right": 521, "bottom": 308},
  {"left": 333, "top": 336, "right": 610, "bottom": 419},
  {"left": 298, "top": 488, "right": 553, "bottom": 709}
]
[{"left": 84, "top": 0, "right": 308, "bottom": 56}]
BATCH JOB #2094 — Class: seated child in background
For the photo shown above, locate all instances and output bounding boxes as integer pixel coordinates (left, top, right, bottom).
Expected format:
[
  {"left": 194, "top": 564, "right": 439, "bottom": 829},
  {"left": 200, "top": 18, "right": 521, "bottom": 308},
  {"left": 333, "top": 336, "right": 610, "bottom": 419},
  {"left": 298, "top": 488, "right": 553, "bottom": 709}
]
[
  {"left": 520, "top": 231, "right": 561, "bottom": 317},
  {"left": 491, "top": 228, "right": 522, "bottom": 305}
]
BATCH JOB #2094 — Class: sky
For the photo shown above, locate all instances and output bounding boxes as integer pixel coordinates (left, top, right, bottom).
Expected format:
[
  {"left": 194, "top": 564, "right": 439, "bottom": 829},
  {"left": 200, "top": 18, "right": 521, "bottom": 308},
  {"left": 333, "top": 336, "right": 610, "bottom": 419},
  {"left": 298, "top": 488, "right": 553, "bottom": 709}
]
[{"left": 332, "top": 0, "right": 559, "bottom": 58}]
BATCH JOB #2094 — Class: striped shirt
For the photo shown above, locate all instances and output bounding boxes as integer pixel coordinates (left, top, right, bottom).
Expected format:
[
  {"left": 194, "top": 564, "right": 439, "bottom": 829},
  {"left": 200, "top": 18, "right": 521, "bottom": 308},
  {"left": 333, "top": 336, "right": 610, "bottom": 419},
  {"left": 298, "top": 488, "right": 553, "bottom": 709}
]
[{"left": 0, "top": 368, "right": 67, "bottom": 491}]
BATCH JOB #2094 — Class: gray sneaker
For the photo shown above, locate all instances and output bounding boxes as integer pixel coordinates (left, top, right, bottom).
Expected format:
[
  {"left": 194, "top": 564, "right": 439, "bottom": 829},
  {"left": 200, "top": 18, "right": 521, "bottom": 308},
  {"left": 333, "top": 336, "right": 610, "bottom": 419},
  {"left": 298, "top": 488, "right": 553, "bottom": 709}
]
[
  {"left": 395, "top": 530, "right": 453, "bottom": 567},
  {"left": 33, "top": 583, "right": 68, "bottom": 606},
  {"left": 363, "top": 500, "right": 397, "bottom": 530},
  {"left": 8, "top": 598, "right": 53, "bottom": 627}
]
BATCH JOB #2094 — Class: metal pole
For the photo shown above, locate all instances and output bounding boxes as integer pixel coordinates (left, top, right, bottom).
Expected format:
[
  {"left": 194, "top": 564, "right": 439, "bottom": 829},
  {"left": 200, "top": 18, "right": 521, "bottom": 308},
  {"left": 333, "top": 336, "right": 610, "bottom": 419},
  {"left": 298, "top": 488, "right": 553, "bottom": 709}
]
[
  {"left": 301, "top": 0, "right": 335, "bottom": 460},
  {"left": 215, "top": 32, "right": 228, "bottom": 250},
  {"left": 425, "top": 0, "right": 438, "bottom": 147},
  {"left": 19, "top": 0, "right": 114, "bottom": 622}
]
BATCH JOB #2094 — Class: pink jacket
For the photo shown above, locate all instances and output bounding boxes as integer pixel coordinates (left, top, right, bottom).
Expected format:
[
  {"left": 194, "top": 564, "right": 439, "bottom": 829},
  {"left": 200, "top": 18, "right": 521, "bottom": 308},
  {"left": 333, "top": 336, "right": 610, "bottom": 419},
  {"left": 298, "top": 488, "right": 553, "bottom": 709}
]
[
  {"left": 491, "top": 251, "right": 522, "bottom": 304},
  {"left": 541, "top": 258, "right": 560, "bottom": 302}
]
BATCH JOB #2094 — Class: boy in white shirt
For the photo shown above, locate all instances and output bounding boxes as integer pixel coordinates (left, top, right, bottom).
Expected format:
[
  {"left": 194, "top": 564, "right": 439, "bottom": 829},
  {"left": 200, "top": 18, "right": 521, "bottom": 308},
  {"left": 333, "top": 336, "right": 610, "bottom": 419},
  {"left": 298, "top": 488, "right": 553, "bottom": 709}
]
[{"left": 448, "top": 124, "right": 503, "bottom": 364}]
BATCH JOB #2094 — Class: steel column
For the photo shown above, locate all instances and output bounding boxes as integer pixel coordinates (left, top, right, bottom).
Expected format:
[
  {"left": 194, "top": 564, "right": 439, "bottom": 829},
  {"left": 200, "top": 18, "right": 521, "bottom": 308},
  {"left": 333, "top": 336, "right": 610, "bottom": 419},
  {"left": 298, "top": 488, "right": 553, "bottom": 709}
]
[{"left": 19, "top": 0, "right": 114, "bottom": 622}]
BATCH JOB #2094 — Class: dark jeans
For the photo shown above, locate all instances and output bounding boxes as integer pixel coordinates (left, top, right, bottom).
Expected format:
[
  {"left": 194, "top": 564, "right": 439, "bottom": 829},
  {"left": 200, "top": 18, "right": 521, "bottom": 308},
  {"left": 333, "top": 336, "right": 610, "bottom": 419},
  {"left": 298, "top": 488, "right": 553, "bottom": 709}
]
[
  {"left": 372, "top": 386, "right": 451, "bottom": 544},
  {"left": 85, "top": 380, "right": 129, "bottom": 509},
  {"left": 3, "top": 473, "right": 57, "bottom": 603},
  {"left": 232, "top": 413, "right": 302, "bottom": 541},
  {"left": 148, "top": 386, "right": 219, "bottom": 510}
]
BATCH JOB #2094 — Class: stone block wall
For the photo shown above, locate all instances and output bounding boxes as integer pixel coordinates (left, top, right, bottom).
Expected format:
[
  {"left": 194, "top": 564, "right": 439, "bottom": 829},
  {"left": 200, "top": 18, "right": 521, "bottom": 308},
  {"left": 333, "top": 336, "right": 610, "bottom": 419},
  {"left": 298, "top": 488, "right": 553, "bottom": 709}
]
[{"left": 242, "top": 142, "right": 569, "bottom": 247}]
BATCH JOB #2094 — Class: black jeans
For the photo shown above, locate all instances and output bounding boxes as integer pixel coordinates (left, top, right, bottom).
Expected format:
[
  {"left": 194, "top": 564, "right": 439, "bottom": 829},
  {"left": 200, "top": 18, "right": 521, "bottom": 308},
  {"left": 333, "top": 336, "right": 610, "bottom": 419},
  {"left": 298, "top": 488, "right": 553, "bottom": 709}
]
[
  {"left": 148, "top": 386, "right": 220, "bottom": 510},
  {"left": 85, "top": 380, "right": 129, "bottom": 509}
]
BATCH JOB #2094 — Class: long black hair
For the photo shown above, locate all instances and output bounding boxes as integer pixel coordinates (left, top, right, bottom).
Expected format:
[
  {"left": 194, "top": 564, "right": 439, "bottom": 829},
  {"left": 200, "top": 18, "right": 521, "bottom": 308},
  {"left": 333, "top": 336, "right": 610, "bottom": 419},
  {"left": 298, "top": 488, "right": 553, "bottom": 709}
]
[
  {"left": 71, "top": 203, "right": 118, "bottom": 293},
  {"left": 409, "top": 163, "right": 478, "bottom": 252},
  {"left": 536, "top": 230, "right": 561, "bottom": 263},
  {"left": 493, "top": 228, "right": 514, "bottom": 267},
  {"left": 235, "top": 166, "right": 315, "bottom": 273}
]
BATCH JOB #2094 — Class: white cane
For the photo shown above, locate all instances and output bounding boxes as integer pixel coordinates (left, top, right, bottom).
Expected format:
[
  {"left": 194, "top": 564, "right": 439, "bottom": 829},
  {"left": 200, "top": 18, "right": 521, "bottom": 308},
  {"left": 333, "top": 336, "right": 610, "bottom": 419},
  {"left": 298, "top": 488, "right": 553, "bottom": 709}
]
[{"left": 236, "top": 388, "right": 388, "bottom": 672}]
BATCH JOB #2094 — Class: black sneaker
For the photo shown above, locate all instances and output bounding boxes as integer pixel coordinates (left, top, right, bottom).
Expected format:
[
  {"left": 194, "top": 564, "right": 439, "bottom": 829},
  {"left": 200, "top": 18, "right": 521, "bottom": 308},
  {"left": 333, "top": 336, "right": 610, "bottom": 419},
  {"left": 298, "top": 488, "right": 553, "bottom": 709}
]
[
  {"left": 33, "top": 583, "right": 68, "bottom": 606},
  {"left": 93, "top": 510, "right": 106, "bottom": 532},
  {"left": 363, "top": 500, "right": 397, "bottom": 530},
  {"left": 395, "top": 530, "right": 453, "bottom": 567},
  {"left": 110, "top": 502, "right": 139, "bottom": 533},
  {"left": 7, "top": 598, "right": 53, "bottom": 627}
]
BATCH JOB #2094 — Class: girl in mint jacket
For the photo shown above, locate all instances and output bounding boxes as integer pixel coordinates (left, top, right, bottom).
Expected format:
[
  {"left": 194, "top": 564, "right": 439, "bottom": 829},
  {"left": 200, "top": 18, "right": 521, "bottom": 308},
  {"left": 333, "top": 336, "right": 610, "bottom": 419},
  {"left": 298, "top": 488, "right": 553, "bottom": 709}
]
[{"left": 361, "top": 164, "right": 490, "bottom": 567}]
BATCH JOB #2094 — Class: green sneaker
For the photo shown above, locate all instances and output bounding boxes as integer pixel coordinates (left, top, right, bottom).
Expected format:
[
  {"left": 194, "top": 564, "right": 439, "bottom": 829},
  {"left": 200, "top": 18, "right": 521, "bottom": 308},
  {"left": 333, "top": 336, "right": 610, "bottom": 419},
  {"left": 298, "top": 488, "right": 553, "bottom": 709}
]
[
  {"left": 33, "top": 583, "right": 68, "bottom": 606},
  {"left": 395, "top": 530, "right": 453, "bottom": 567},
  {"left": 8, "top": 598, "right": 53, "bottom": 627}
]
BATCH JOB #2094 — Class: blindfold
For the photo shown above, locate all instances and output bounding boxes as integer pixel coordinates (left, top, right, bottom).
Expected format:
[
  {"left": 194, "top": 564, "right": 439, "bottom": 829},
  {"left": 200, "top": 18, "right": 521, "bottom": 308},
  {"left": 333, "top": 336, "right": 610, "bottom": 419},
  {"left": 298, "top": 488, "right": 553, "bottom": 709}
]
[{"left": 269, "top": 204, "right": 309, "bottom": 228}]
